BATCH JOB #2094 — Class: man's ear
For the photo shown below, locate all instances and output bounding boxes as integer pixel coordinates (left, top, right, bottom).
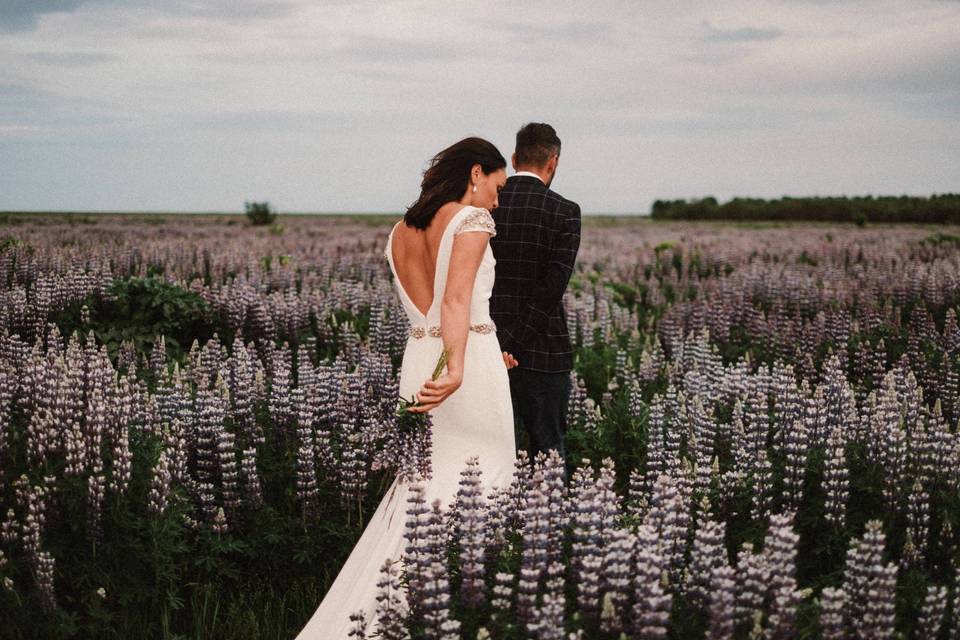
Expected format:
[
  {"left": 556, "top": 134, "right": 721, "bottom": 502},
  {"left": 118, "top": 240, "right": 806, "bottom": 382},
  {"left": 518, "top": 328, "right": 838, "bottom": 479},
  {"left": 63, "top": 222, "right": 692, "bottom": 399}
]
[{"left": 511, "top": 153, "right": 518, "bottom": 171}]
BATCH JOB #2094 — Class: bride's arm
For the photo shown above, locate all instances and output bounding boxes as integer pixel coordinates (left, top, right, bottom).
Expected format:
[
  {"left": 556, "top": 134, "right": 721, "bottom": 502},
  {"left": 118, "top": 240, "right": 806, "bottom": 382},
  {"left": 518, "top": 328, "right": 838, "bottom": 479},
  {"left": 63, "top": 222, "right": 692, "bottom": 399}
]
[{"left": 410, "top": 231, "right": 488, "bottom": 412}]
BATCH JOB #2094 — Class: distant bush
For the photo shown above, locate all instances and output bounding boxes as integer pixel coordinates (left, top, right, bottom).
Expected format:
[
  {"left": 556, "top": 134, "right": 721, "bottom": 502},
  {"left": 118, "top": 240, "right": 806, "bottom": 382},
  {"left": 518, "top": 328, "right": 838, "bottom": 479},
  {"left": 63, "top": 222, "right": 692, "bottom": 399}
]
[
  {"left": 650, "top": 193, "right": 960, "bottom": 224},
  {"left": 244, "top": 201, "right": 277, "bottom": 226}
]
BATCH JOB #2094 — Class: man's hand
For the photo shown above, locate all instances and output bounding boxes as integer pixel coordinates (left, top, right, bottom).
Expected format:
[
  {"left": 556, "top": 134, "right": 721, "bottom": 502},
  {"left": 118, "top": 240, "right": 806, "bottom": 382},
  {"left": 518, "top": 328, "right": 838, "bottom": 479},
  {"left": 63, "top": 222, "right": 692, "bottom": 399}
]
[{"left": 502, "top": 351, "right": 519, "bottom": 369}]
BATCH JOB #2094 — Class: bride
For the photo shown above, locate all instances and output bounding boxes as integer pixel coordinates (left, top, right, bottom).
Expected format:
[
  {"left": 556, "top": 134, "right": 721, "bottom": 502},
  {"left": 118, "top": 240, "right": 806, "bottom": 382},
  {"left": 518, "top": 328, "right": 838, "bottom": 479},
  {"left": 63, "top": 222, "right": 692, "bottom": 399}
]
[{"left": 297, "top": 137, "right": 519, "bottom": 638}]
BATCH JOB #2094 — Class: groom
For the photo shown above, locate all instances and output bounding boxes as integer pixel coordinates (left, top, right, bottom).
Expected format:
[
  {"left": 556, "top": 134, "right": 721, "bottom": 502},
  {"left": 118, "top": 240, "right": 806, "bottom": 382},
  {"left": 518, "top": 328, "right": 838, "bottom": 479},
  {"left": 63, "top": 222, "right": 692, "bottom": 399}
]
[{"left": 490, "top": 122, "right": 582, "bottom": 463}]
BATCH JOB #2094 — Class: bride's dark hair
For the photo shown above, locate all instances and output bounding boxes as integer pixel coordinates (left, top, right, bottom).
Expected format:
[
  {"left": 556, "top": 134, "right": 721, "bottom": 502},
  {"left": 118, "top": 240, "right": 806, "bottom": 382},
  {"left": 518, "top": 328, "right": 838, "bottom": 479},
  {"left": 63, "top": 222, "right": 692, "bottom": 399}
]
[{"left": 404, "top": 137, "right": 506, "bottom": 230}]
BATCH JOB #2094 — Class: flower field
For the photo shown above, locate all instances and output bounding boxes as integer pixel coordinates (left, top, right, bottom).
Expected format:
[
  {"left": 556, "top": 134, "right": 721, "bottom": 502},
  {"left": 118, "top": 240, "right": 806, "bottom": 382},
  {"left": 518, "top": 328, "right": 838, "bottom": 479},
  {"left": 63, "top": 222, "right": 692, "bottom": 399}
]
[{"left": 2, "top": 213, "right": 960, "bottom": 639}]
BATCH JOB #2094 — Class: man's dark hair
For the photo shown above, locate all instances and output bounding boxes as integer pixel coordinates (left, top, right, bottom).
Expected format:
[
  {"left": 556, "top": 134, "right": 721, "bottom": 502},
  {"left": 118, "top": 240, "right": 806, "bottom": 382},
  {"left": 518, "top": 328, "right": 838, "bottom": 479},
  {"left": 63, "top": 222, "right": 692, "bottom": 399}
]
[{"left": 514, "top": 122, "right": 561, "bottom": 169}]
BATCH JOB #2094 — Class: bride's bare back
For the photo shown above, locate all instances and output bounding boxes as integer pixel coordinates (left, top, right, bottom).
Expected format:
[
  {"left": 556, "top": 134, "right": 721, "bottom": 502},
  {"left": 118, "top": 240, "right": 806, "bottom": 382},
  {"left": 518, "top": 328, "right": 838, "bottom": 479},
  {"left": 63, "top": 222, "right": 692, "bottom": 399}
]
[{"left": 389, "top": 202, "right": 467, "bottom": 318}]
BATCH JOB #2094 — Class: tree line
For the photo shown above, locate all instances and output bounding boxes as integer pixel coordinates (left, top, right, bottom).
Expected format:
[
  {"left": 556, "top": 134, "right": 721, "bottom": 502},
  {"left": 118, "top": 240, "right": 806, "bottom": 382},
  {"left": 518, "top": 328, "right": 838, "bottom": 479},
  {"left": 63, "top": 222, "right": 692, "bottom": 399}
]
[{"left": 650, "top": 194, "right": 960, "bottom": 224}]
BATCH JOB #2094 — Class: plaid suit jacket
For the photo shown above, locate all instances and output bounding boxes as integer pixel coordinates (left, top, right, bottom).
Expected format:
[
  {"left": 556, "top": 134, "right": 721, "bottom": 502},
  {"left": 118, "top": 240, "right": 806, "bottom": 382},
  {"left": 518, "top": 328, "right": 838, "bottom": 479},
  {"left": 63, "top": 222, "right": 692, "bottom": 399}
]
[{"left": 490, "top": 175, "right": 581, "bottom": 373}]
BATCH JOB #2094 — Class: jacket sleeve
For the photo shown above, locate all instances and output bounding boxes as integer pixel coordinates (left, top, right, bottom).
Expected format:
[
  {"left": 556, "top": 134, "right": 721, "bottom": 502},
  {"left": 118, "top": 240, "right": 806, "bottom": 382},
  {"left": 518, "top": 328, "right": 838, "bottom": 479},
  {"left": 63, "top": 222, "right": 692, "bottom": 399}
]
[{"left": 513, "top": 201, "right": 581, "bottom": 349}]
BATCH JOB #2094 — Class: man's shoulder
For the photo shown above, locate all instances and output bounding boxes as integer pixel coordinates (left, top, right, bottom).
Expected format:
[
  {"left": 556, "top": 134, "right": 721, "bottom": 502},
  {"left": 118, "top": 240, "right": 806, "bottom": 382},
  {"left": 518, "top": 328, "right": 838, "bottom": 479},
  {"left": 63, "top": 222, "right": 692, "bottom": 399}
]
[
  {"left": 498, "top": 177, "right": 579, "bottom": 223},
  {"left": 502, "top": 175, "right": 546, "bottom": 196},
  {"left": 543, "top": 187, "right": 580, "bottom": 217}
]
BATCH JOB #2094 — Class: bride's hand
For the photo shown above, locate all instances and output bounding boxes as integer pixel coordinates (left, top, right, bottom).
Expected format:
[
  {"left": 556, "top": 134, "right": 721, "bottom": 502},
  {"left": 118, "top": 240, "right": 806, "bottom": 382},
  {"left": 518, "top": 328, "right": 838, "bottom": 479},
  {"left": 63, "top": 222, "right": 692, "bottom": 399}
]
[
  {"left": 502, "top": 352, "right": 519, "bottom": 369},
  {"left": 408, "top": 373, "right": 463, "bottom": 413}
]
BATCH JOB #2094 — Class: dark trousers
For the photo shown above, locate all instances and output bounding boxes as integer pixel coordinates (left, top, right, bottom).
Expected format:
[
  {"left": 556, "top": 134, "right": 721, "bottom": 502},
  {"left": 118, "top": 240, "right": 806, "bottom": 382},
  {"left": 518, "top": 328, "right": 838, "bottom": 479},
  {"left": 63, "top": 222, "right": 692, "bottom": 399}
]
[{"left": 508, "top": 367, "right": 571, "bottom": 464}]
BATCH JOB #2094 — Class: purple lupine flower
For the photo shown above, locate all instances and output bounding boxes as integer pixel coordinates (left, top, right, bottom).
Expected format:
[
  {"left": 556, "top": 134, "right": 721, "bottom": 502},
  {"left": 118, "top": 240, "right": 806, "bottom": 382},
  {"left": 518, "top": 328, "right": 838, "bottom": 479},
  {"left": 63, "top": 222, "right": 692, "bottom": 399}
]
[
  {"left": 735, "top": 542, "right": 768, "bottom": 628},
  {"left": 818, "top": 586, "right": 846, "bottom": 640},
  {"left": 211, "top": 506, "right": 228, "bottom": 535},
  {"left": 1, "top": 509, "right": 16, "bottom": 544},
  {"left": 108, "top": 408, "right": 132, "bottom": 496},
  {"left": 600, "top": 526, "right": 633, "bottom": 634},
  {"left": 770, "top": 361, "right": 803, "bottom": 442},
  {"left": 917, "top": 584, "right": 947, "bottom": 639},
  {"left": 630, "top": 523, "right": 670, "bottom": 639},
  {"left": 194, "top": 387, "right": 222, "bottom": 486},
  {"left": 402, "top": 479, "right": 430, "bottom": 618},
  {"left": 644, "top": 399, "right": 666, "bottom": 490},
  {"left": 922, "top": 400, "right": 951, "bottom": 487},
  {"left": 310, "top": 364, "right": 337, "bottom": 475},
  {"left": 267, "top": 343, "right": 293, "bottom": 432},
  {"left": 626, "top": 468, "right": 648, "bottom": 522},
  {"left": 763, "top": 513, "right": 799, "bottom": 597},
  {"left": 373, "top": 558, "right": 408, "bottom": 640},
  {"left": 34, "top": 549, "right": 56, "bottom": 611},
  {"left": 821, "top": 352, "right": 857, "bottom": 441},
  {"left": 450, "top": 456, "right": 487, "bottom": 607},
  {"left": 942, "top": 359, "right": 960, "bottom": 423},
  {"left": 347, "top": 610, "right": 368, "bottom": 638},
  {"left": 781, "top": 417, "right": 809, "bottom": 508},
  {"left": 0, "top": 368, "right": 12, "bottom": 484},
  {"left": 218, "top": 425, "right": 241, "bottom": 514},
  {"left": 490, "top": 571, "right": 514, "bottom": 618},
  {"left": 689, "top": 397, "right": 717, "bottom": 495},
  {"left": 688, "top": 517, "right": 726, "bottom": 609},
  {"left": 147, "top": 447, "right": 172, "bottom": 515},
  {"left": 295, "top": 438, "right": 319, "bottom": 520},
  {"left": 86, "top": 463, "right": 106, "bottom": 543},
  {"left": 568, "top": 463, "right": 602, "bottom": 619},
  {"left": 906, "top": 479, "right": 930, "bottom": 559},
  {"left": 528, "top": 561, "right": 566, "bottom": 640},
  {"left": 876, "top": 374, "right": 906, "bottom": 510},
  {"left": 745, "top": 368, "right": 772, "bottom": 443},
  {"left": 763, "top": 514, "right": 802, "bottom": 640},
  {"left": 500, "top": 449, "right": 530, "bottom": 536},
  {"left": 149, "top": 335, "right": 167, "bottom": 378},
  {"left": 339, "top": 430, "right": 369, "bottom": 508},
  {"left": 662, "top": 385, "right": 685, "bottom": 475},
  {"left": 483, "top": 485, "right": 512, "bottom": 561},
  {"left": 542, "top": 450, "right": 569, "bottom": 562},
  {"left": 729, "top": 402, "right": 749, "bottom": 474},
  {"left": 194, "top": 481, "right": 219, "bottom": 529},
  {"left": 60, "top": 366, "right": 87, "bottom": 476},
  {"left": 19, "top": 479, "right": 48, "bottom": 563},
  {"left": 517, "top": 466, "right": 550, "bottom": 623},
  {"left": 420, "top": 500, "right": 459, "bottom": 639},
  {"left": 643, "top": 474, "right": 687, "bottom": 580},
  {"left": 750, "top": 446, "right": 772, "bottom": 522},
  {"left": 240, "top": 446, "right": 263, "bottom": 509},
  {"left": 227, "top": 337, "right": 261, "bottom": 447},
  {"left": 823, "top": 426, "right": 848, "bottom": 528},
  {"left": 843, "top": 520, "right": 896, "bottom": 640},
  {"left": 26, "top": 406, "right": 56, "bottom": 470},
  {"left": 705, "top": 564, "right": 736, "bottom": 640},
  {"left": 797, "top": 378, "right": 825, "bottom": 454},
  {"left": 165, "top": 418, "right": 189, "bottom": 486}
]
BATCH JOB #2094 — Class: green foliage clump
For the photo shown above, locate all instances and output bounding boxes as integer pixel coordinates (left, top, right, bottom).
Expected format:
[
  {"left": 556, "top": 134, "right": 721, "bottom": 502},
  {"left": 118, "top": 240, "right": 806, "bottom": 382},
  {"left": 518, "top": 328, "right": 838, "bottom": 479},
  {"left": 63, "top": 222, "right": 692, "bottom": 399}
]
[
  {"left": 0, "top": 236, "right": 23, "bottom": 251},
  {"left": 924, "top": 232, "right": 960, "bottom": 247},
  {"left": 56, "top": 276, "right": 211, "bottom": 362},
  {"left": 244, "top": 201, "right": 277, "bottom": 226}
]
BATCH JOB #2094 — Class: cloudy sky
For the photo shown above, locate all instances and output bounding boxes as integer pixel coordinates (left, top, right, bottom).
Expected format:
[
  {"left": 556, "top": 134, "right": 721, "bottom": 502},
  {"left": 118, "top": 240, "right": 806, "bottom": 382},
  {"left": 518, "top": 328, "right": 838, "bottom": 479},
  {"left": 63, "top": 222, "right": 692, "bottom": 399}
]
[{"left": 1, "top": 0, "right": 958, "bottom": 214}]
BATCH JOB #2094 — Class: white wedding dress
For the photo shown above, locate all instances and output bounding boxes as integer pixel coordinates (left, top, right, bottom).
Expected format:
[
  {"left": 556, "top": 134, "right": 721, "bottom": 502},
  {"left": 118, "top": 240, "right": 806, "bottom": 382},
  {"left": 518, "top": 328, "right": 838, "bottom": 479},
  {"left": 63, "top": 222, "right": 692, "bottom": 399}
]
[{"left": 296, "top": 205, "right": 518, "bottom": 639}]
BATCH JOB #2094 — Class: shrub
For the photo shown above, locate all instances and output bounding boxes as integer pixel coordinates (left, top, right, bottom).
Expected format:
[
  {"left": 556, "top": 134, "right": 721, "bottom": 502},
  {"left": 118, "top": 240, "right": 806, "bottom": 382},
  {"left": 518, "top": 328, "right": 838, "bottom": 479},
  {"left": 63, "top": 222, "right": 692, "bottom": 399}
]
[
  {"left": 55, "top": 275, "right": 212, "bottom": 363},
  {"left": 244, "top": 201, "right": 277, "bottom": 226}
]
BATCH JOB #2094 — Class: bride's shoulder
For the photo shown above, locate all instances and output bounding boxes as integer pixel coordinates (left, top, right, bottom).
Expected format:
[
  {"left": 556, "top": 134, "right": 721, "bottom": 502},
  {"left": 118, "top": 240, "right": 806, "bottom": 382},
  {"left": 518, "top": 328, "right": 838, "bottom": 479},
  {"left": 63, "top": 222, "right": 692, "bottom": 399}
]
[{"left": 453, "top": 206, "right": 496, "bottom": 237}]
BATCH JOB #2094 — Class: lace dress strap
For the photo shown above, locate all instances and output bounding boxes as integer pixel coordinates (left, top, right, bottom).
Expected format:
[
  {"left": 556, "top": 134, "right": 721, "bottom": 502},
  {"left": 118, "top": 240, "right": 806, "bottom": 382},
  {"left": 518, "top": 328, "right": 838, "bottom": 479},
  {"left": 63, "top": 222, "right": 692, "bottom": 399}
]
[{"left": 453, "top": 207, "right": 496, "bottom": 237}]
